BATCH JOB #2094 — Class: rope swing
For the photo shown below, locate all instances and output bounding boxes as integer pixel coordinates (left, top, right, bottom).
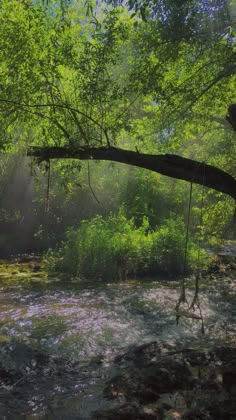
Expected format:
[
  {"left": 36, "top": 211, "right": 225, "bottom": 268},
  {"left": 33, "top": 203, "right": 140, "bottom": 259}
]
[
  {"left": 175, "top": 164, "right": 206, "bottom": 334},
  {"left": 45, "top": 159, "right": 51, "bottom": 213}
]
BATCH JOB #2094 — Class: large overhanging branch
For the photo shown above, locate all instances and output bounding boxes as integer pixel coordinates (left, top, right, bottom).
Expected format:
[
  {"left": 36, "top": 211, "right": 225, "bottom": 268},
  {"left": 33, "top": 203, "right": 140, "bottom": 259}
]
[{"left": 28, "top": 146, "right": 236, "bottom": 201}]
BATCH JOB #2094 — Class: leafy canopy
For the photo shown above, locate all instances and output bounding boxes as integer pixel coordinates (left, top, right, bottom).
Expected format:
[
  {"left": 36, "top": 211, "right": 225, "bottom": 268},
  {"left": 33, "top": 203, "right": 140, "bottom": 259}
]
[{"left": 0, "top": 0, "right": 235, "bottom": 159}]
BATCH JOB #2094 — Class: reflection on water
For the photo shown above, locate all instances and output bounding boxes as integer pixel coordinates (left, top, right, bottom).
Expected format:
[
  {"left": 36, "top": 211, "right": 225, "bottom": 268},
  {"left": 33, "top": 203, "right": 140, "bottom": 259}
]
[
  {"left": 0, "top": 274, "right": 235, "bottom": 418},
  {"left": 1, "top": 278, "right": 235, "bottom": 353}
]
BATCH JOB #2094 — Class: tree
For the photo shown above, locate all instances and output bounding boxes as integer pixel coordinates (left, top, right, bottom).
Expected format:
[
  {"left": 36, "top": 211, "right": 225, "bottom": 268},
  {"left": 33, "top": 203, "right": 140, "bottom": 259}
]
[{"left": 0, "top": 0, "right": 235, "bottom": 201}]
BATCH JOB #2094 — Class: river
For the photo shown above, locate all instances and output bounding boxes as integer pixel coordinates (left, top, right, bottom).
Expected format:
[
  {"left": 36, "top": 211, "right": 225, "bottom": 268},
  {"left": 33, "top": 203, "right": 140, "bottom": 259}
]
[{"left": 0, "top": 264, "right": 235, "bottom": 419}]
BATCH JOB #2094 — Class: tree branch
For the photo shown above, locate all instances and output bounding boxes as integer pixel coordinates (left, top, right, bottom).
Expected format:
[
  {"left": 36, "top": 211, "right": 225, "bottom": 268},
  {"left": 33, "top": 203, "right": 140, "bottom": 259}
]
[
  {"left": 27, "top": 146, "right": 236, "bottom": 201},
  {"left": 189, "top": 112, "right": 232, "bottom": 130},
  {"left": 0, "top": 99, "right": 110, "bottom": 144}
]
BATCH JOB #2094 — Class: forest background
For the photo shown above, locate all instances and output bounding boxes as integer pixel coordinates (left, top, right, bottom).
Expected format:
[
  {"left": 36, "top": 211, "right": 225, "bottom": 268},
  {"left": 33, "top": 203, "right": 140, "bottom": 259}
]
[{"left": 0, "top": 0, "right": 235, "bottom": 280}]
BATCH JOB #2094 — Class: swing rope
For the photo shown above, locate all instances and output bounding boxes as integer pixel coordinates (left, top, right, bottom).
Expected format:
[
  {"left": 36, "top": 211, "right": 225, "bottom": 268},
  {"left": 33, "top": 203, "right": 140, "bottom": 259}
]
[
  {"left": 45, "top": 159, "right": 51, "bottom": 213},
  {"left": 175, "top": 181, "right": 193, "bottom": 313},
  {"left": 175, "top": 163, "right": 206, "bottom": 334},
  {"left": 189, "top": 164, "right": 206, "bottom": 334},
  {"left": 190, "top": 165, "right": 205, "bottom": 310}
]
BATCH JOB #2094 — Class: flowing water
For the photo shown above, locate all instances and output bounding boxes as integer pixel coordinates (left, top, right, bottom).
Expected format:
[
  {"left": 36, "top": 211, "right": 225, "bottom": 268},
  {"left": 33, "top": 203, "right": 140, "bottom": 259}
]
[{"left": 0, "top": 265, "right": 235, "bottom": 419}]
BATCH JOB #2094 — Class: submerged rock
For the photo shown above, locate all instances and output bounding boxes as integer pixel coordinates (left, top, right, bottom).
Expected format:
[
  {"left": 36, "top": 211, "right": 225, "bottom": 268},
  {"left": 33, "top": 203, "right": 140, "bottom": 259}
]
[
  {"left": 0, "top": 341, "right": 50, "bottom": 383},
  {"left": 104, "top": 356, "right": 193, "bottom": 402},
  {"left": 93, "top": 401, "right": 160, "bottom": 420},
  {"left": 94, "top": 341, "right": 236, "bottom": 420}
]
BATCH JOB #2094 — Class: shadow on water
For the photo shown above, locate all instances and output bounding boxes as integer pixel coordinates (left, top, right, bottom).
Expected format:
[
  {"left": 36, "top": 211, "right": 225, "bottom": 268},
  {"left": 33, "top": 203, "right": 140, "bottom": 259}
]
[{"left": 0, "top": 269, "right": 235, "bottom": 418}]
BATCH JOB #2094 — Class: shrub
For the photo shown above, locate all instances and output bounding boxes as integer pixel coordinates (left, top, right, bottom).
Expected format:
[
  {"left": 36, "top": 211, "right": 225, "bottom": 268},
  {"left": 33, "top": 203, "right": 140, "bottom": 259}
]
[
  {"left": 51, "top": 210, "right": 207, "bottom": 280},
  {"left": 149, "top": 218, "right": 186, "bottom": 276}
]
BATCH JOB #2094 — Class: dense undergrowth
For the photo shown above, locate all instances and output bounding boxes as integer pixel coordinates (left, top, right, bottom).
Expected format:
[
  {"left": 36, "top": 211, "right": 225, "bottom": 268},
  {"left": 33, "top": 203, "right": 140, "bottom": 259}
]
[{"left": 48, "top": 209, "right": 208, "bottom": 280}]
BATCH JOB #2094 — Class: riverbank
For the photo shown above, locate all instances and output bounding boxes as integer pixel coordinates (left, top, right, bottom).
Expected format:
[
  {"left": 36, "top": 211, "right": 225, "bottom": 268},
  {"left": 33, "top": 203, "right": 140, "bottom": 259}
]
[
  {"left": 1, "top": 340, "right": 235, "bottom": 419},
  {"left": 0, "top": 254, "right": 47, "bottom": 281},
  {"left": 93, "top": 341, "right": 236, "bottom": 419}
]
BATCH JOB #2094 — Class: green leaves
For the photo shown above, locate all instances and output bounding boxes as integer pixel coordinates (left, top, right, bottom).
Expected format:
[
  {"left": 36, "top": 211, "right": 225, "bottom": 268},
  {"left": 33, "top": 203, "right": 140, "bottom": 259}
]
[
  {"left": 0, "top": 0, "right": 235, "bottom": 181},
  {"left": 51, "top": 208, "right": 205, "bottom": 279}
]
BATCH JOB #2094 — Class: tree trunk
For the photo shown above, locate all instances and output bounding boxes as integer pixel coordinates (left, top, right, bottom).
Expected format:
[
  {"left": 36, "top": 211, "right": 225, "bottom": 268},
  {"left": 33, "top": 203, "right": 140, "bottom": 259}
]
[{"left": 27, "top": 146, "right": 236, "bottom": 201}]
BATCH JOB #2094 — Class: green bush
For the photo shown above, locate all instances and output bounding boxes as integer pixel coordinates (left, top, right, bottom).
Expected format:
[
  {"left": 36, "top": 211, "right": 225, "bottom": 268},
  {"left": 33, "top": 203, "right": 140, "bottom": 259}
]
[
  {"left": 51, "top": 210, "right": 207, "bottom": 280},
  {"left": 149, "top": 218, "right": 186, "bottom": 276}
]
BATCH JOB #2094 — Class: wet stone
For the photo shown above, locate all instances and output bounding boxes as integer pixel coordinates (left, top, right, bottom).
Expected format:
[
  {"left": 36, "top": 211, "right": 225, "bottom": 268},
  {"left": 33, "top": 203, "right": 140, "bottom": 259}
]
[
  {"left": 93, "top": 401, "right": 159, "bottom": 420},
  {"left": 0, "top": 342, "right": 50, "bottom": 382},
  {"left": 96, "top": 342, "right": 236, "bottom": 420}
]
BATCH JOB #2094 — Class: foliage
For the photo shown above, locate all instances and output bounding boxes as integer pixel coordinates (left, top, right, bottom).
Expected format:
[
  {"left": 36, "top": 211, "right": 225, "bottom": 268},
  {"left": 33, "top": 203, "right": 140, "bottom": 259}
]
[
  {"left": 0, "top": 0, "right": 235, "bottom": 154},
  {"left": 0, "top": 0, "right": 235, "bottom": 271},
  {"left": 106, "top": 0, "right": 233, "bottom": 36},
  {"left": 50, "top": 209, "right": 204, "bottom": 279}
]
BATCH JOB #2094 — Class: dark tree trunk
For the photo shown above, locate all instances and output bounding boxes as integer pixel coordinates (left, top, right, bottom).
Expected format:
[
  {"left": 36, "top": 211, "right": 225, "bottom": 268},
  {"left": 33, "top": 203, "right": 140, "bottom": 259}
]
[{"left": 28, "top": 146, "right": 236, "bottom": 201}]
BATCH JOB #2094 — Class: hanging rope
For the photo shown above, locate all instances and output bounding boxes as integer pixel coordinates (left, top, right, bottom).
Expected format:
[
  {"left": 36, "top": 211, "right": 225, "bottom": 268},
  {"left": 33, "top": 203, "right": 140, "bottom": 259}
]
[
  {"left": 190, "top": 164, "right": 205, "bottom": 310},
  {"left": 45, "top": 159, "right": 51, "bottom": 213},
  {"left": 175, "top": 181, "right": 193, "bottom": 316},
  {"left": 189, "top": 163, "right": 206, "bottom": 334},
  {"left": 175, "top": 163, "right": 206, "bottom": 334},
  {"left": 87, "top": 161, "right": 100, "bottom": 204}
]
